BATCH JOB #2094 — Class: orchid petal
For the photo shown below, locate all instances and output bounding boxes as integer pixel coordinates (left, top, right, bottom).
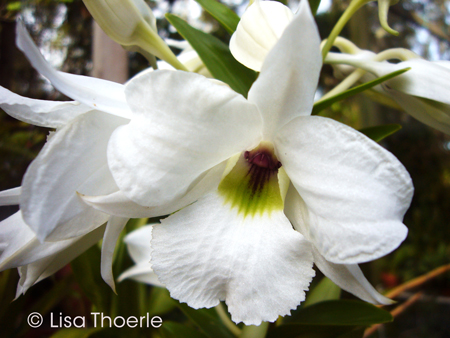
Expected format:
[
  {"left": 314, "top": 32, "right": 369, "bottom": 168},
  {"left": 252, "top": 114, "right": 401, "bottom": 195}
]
[
  {"left": 0, "top": 87, "right": 91, "bottom": 128},
  {"left": 378, "top": 59, "right": 450, "bottom": 105},
  {"left": 15, "top": 225, "right": 105, "bottom": 297},
  {"left": 312, "top": 248, "right": 394, "bottom": 305},
  {"left": 118, "top": 225, "right": 164, "bottom": 287},
  {"left": 151, "top": 192, "right": 315, "bottom": 325},
  {"left": 284, "top": 187, "right": 394, "bottom": 305},
  {"left": 229, "top": 0, "right": 293, "bottom": 71},
  {"left": 0, "top": 211, "right": 104, "bottom": 273},
  {"left": 81, "top": 161, "right": 226, "bottom": 218},
  {"left": 248, "top": 0, "right": 321, "bottom": 139},
  {"left": 0, "top": 211, "right": 36, "bottom": 270},
  {"left": 385, "top": 88, "right": 450, "bottom": 135},
  {"left": 16, "top": 21, "right": 131, "bottom": 119},
  {"left": 0, "top": 187, "right": 21, "bottom": 206},
  {"left": 329, "top": 54, "right": 450, "bottom": 106},
  {"left": 276, "top": 116, "right": 412, "bottom": 264},
  {"left": 108, "top": 70, "right": 262, "bottom": 207},
  {"left": 117, "top": 263, "right": 163, "bottom": 286},
  {"left": 21, "top": 111, "right": 127, "bottom": 241},
  {"left": 123, "top": 225, "right": 153, "bottom": 263},
  {"left": 101, "top": 216, "right": 129, "bottom": 292}
]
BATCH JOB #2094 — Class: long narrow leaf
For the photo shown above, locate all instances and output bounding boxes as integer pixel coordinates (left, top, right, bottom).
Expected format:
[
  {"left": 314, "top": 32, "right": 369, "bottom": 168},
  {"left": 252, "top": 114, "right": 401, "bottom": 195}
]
[
  {"left": 359, "top": 124, "right": 402, "bottom": 142},
  {"left": 309, "top": 0, "right": 322, "bottom": 15},
  {"left": 303, "top": 277, "right": 341, "bottom": 307},
  {"left": 195, "top": 0, "right": 240, "bottom": 34},
  {"left": 166, "top": 14, "right": 257, "bottom": 97},
  {"left": 312, "top": 68, "right": 410, "bottom": 115}
]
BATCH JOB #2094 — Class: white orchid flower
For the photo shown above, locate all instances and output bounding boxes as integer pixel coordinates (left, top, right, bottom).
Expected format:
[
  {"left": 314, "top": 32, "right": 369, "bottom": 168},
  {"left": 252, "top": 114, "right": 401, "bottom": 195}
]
[
  {"left": 118, "top": 225, "right": 163, "bottom": 287},
  {"left": 0, "top": 22, "right": 138, "bottom": 290},
  {"left": 326, "top": 49, "right": 450, "bottom": 135},
  {"left": 230, "top": 0, "right": 293, "bottom": 71},
  {"left": 83, "top": 0, "right": 413, "bottom": 325}
]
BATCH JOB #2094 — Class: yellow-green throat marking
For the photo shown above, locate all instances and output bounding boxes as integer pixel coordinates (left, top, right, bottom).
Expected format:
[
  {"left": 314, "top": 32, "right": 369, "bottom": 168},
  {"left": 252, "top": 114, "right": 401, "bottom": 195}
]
[{"left": 218, "top": 143, "right": 284, "bottom": 217}]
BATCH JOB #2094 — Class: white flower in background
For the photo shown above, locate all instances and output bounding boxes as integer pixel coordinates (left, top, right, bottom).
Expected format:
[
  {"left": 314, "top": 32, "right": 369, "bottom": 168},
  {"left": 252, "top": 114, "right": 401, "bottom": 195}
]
[
  {"left": 230, "top": 0, "right": 293, "bottom": 71},
  {"left": 118, "top": 225, "right": 163, "bottom": 287},
  {"left": 0, "top": 22, "right": 134, "bottom": 291},
  {"left": 84, "top": 0, "right": 413, "bottom": 325},
  {"left": 82, "top": 0, "right": 186, "bottom": 70},
  {"left": 326, "top": 48, "right": 450, "bottom": 135}
]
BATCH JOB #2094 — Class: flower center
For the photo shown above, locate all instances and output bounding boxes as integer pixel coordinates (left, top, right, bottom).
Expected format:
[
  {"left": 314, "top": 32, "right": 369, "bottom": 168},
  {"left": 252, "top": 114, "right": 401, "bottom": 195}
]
[{"left": 218, "top": 142, "right": 284, "bottom": 217}]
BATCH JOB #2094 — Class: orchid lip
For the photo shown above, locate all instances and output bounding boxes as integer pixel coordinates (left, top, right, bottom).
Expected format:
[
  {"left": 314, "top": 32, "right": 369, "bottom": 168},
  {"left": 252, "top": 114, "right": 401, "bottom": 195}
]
[
  {"left": 244, "top": 150, "right": 281, "bottom": 171},
  {"left": 218, "top": 142, "right": 284, "bottom": 217}
]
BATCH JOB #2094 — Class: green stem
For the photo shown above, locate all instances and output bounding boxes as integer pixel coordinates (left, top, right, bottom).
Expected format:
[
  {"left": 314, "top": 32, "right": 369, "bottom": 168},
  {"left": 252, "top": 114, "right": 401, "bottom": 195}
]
[
  {"left": 321, "top": 0, "right": 373, "bottom": 60},
  {"left": 135, "top": 23, "right": 189, "bottom": 71},
  {"left": 239, "top": 322, "right": 269, "bottom": 338},
  {"left": 215, "top": 303, "right": 242, "bottom": 336}
]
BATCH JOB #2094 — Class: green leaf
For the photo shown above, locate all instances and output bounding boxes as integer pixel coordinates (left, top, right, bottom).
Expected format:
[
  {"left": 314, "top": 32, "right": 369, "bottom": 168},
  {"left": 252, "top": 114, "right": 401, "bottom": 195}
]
[
  {"left": 161, "top": 321, "right": 209, "bottom": 338},
  {"left": 71, "top": 240, "right": 111, "bottom": 314},
  {"left": 359, "top": 124, "right": 402, "bottom": 142},
  {"left": 166, "top": 14, "right": 257, "bottom": 97},
  {"left": 304, "top": 277, "right": 341, "bottom": 307},
  {"left": 177, "top": 303, "right": 235, "bottom": 338},
  {"left": 267, "top": 324, "right": 355, "bottom": 338},
  {"left": 309, "top": 0, "right": 321, "bottom": 15},
  {"left": 288, "top": 300, "right": 393, "bottom": 326},
  {"left": 194, "top": 0, "right": 240, "bottom": 34},
  {"left": 50, "top": 327, "right": 104, "bottom": 338},
  {"left": 312, "top": 68, "right": 411, "bottom": 115}
]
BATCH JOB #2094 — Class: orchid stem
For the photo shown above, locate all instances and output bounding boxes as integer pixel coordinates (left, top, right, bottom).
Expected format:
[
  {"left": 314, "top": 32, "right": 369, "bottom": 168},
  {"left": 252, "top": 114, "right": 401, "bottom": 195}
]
[
  {"left": 239, "top": 322, "right": 269, "bottom": 338},
  {"left": 316, "top": 68, "right": 366, "bottom": 103},
  {"left": 321, "top": 0, "right": 373, "bottom": 60},
  {"left": 215, "top": 303, "right": 242, "bottom": 336}
]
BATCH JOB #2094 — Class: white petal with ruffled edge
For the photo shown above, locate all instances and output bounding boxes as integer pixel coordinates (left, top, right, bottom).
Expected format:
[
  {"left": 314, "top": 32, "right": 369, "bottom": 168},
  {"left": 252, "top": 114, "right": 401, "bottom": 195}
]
[
  {"left": 21, "top": 110, "right": 127, "bottom": 241},
  {"left": 151, "top": 192, "right": 315, "bottom": 325},
  {"left": 229, "top": 0, "right": 293, "bottom": 71},
  {"left": 15, "top": 225, "right": 105, "bottom": 297},
  {"left": 275, "top": 116, "right": 413, "bottom": 264},
  {"left": 247, "top": 0, "right": 321, "bottom": 139},
  {"left": 0, "top": 87, "right": 91, "bottom": 128},
  {"left": 284, "top": 186, "right": 394, "bottom": 305},
  {"left": 108, "top": 70, "right": 262, "bottom": 207},
  {"left": 16, "top": 21, "right": 131, "bottom": 119}
]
